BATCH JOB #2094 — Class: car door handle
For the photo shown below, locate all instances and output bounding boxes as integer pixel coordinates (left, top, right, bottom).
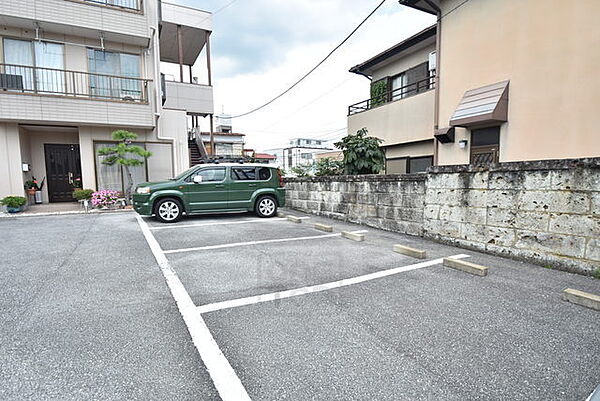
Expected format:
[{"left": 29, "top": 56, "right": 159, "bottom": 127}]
[
  {"left": 215, "top": 184, "right": 225, "bottom": 188},
  {"left": 248, "top": 183, "right": 257, "bottom": 187}
]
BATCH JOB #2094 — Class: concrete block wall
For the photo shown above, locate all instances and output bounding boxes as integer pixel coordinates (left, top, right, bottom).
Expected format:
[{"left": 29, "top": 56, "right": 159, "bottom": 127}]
[
  {"left": 285, "top": 174, "right": 426, "bottom": 236},
  {"left": 285, "top": 158, "right": 600, "bottom": 275}
]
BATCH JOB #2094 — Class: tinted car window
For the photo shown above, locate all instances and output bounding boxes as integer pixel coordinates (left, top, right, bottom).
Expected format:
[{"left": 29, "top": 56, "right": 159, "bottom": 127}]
[
  {"left": 258, "top": 167, "right": 271, "bottom": 181},
  {"left": 191, "top": 167, "right": 225, "bottom": 182},
  {"left": 231, "top": 167, "right": 256, "bottom": 181}
]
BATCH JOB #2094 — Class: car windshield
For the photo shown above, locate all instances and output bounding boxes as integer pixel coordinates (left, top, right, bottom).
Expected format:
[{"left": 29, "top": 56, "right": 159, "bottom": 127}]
[{"left": 170, "top": 166, "right": 197, "bottom": 181}]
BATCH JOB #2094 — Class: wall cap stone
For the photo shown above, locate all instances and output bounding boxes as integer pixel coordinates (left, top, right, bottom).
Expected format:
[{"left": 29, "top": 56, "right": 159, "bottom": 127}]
[
  {"left": 285, "top": 173, "right": 426, "bottom": 183},
  {"left": 427, "top": 157, "right": 600, "bottom": 174}
]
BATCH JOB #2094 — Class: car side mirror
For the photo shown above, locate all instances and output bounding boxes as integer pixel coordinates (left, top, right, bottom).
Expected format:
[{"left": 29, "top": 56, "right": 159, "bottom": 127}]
[{"left": 193, "top": 175, "right": 203, "bottom": 184}]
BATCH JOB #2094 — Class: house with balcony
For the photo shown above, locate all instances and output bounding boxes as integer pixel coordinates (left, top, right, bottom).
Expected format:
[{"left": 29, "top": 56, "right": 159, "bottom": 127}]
[
  {"left": 0, "top": 0, "right": 214, "bottom": 202},
  {"left": 347, "top": 25, "right": 437, "bottom": 174},
  {"left": 397, "top": 0, "right": 600, "bottom": 165}
]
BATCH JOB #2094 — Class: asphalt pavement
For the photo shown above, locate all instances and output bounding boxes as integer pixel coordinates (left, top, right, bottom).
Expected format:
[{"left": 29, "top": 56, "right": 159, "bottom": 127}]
[{"left": 1, "top": 209, "right": 599, "bottom": 400}]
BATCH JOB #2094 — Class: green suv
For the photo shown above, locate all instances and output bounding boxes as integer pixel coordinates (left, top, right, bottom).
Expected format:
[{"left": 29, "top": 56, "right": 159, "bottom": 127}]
[{"left": 133, "top": 163, "right": 285, "bottom": 223}]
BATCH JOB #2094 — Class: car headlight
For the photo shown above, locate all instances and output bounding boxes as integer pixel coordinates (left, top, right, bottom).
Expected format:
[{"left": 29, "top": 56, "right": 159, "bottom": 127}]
[{"left": 136, "top": 187, "right": 151, "bottom": 194}]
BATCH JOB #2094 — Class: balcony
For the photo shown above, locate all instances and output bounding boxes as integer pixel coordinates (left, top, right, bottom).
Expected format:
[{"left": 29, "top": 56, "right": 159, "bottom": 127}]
[
  {"left": 348, "top": 74, "right": 435, "bottom": 115},
  {"left": 0, "top": 64, "right": 154, "bottom": 127},
  {"left": 0, "top": 0, "right": 150, "bottom": 47},
  {"left": 347, "top": 74, "right": 435, "bottom": 146},
  {"left": 163, "top": 80, "right": 213, "bottom": 116}
]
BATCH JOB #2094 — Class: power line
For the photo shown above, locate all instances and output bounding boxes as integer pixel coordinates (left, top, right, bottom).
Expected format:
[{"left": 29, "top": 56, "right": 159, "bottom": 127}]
[{"left": 230, "top": 0, "right": 388, "bottom": 119}]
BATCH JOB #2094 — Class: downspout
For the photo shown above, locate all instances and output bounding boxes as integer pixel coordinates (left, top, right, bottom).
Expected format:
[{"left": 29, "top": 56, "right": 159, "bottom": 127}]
[
  {"left": 150, "top": 26, "right": 179, "bottom": 175},
  {"left": 433, "top": 7, "right": 442, "bottom": 165}
]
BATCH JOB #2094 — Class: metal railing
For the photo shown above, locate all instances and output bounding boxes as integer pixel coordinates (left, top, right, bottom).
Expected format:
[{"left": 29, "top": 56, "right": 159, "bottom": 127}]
[
  {"left": 81, "top": 0, "right": 142, "bottom": 11},
  {"left": 0, "top": 63, "right": 150, "bottom": 103},
  {"left": 348, "top": 74, "right": 436, "bottom": 115}
]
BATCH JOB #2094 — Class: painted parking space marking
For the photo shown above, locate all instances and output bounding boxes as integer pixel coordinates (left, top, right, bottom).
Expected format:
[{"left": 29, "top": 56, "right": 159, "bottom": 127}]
[
  {"left": 197, "top": 254, "right": 470, "bottom": 314},
  {"left": 163, "top": 233, "right": 343, "bottom": 254},
  {"left": 136, "top": 215, "right": 251, "bottom": 401},
  {"left": 149, "top": 217, "right": 288, "bottom": 230}
]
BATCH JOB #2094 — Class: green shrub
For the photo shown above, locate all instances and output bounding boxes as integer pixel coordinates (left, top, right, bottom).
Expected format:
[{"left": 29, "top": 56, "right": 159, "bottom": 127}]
[
  {"left": 335, "top": 128, "right": 385, "bottom": 175},
  {"left": 1, "top": 196, "right": 27, "bottom": 208},
  {"left": 593, "top": 268, "right": 600, "bottom": 280},
  {"left": 291, "top": 164, "right": 313, "bottom": 177},
  {"left": 73, "top": 188, "right": 94, "bottom": 201},
  {"left": 315, "top": 157, "right": 343, "bottom": 176}
]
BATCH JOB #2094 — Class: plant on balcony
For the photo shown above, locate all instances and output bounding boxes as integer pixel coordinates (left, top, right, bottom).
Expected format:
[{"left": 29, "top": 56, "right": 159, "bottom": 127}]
[
  {"left": 370, "top": 79, "right": 388, "bottom": 108},
  {"left": 335, "top": 128, "right": 384, "bottom": 175},
  {"left": 96, "top": 130, "right": 152, "bottom": 202},
  {"left": 315, "top": 158, "right": 343, "bottom": 176}
]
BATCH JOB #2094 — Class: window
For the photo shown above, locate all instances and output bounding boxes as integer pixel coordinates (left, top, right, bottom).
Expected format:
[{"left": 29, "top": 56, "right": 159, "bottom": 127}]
[
  {"left": 83, "top": 0, "right": 140, "bottom": 11},
  {"left": 300, "top": 153, "right": 312, "bottom": 160},
  {"left": 470, "top": 126, "right": 500, "bottom": 164},
  {"left": 408, "top": 156, "right": 433, "bottom": 173},
  {"left": 231, "top": 167, "right": 256, "bottom": 181},
  {"left": 88, "top": 49, "right": 141, "bottom": 100},
  {"left": 3, "top": 39, "right": 65, "bottom": 94},
  {"left": 258, "top": 167, "right": 271, "bottom": 181},
  {"left": 390, "top": 62, "right": 431, "bottom": 101},
  {"left": 95, "top": 142, "right": 147, "bottom": 192},
  {"left": 193, "top": 168, "right": 225, "bottom": 183}
]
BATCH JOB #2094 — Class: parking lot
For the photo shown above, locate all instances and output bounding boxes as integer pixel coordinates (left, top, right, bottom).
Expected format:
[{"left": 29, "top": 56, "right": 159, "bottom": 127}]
[{"left": 2, "top": 210, "right": 599, "bottom": 400}]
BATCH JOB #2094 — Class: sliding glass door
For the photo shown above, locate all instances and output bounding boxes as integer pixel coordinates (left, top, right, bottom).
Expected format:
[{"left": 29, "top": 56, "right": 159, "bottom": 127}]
[
  {"left": 3, "top": 38, "right": 64, "bottom": 94},
  {"left": 88, "top": 50, "right": 141, "bottom": 100}
]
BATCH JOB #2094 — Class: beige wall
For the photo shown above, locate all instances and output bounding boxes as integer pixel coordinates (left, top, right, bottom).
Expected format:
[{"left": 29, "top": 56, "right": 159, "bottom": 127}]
[
  {"left": 348, "top": 89, "right": 435, "bottom": 146},
  {"left": 385, "top": 140, "right": 433, "bottom": 159},
  {"left": 437, "top": 0, "right": 600, "bottom": 165},
  {"left": 372, "top": 43, "right": 435, "bottom": 82},
  {"left": 0, "top": 123, "right": 23, "bottom": 198}
]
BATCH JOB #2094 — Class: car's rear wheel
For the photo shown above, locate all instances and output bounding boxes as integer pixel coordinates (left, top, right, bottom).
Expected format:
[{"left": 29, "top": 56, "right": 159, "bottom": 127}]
[
  {"left": 154, "top": 198, "right": 183, "bottom": 223},
  {"left": 255, "top": 195, "right": 277, "bottom": 218}
]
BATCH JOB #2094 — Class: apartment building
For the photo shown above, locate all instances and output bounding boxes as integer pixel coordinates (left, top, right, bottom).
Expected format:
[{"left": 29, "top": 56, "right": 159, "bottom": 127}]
[
  {"left": 349, "top": 0, "right": 600, "bottom": 171},
  {"left": 0, "top": 0, "right": 214, "bottom": 202},
  {"left": 348, "top": 26, "right": 437, "bottom": 174},
  {"left": 265, "top": 138, "right": 334, "bottom": 171}
]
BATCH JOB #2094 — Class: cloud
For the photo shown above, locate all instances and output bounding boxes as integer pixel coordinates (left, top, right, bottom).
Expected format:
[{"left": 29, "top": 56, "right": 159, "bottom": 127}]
[{"left": 171, "top": 0, "right": 435, "bottom": 150}]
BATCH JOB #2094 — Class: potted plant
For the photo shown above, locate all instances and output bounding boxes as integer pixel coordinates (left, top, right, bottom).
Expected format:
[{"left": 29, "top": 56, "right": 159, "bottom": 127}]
[
  {"left": 24, "top": 177, "right": 40, "bottom": 196},
  {"left": 91, "top": 190, "right": 120, "bottom": 209},
  {"left": 1, "top": 196, "right": 27, "bottom": 213},
  {"left": 72, "top": 188, "right": 94, "bottom": 202},
  {"left": 72, "top": 177, "right": 83, "bottom": 189}
]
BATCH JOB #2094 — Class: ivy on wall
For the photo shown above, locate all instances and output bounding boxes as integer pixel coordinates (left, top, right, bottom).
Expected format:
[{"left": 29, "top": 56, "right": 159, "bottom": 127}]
[{"left": 370, "top": 78, "right": 388, "bottom": 108}]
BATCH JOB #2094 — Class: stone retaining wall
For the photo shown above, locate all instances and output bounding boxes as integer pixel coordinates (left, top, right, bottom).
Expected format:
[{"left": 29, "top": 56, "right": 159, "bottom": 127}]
[{"left": 285, "top": 158, "right": 600, "bottom": 275}]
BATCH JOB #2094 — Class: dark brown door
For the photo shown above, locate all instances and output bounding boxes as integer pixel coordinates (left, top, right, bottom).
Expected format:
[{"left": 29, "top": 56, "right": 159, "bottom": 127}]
[{"left": 44, "top": 144, "right": 82, "bottom": 202}]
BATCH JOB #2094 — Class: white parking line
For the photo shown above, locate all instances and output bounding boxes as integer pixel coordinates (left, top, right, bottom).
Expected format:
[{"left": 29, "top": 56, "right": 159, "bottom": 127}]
[
  {"left": 197, "top": 254, "right": 470, "bottom": 314},
  {"left": 163, "top": 233, "right": 344, "bottom": 254},
  {"left": 136, "top": 215, "right": 251, "bottom": 401},
  {"left": 149, "top": 217, "right": 288, "bottom": 230}
]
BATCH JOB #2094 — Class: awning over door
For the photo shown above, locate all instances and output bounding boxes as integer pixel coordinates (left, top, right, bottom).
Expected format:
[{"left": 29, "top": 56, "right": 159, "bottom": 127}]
[{"left": 450, "top": 80, "right": 509, "bottom": 127}]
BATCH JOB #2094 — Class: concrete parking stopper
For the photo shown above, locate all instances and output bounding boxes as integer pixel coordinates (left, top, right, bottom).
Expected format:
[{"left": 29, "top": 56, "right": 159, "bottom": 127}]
[
  {"left": 277, "top": 212, "right": 286, "bottom": 218},
  {"left": 314, "top": 223, "right": 333, "bottom": 232},
  {"left": 341, "top": 231, "right": 365, "bottom": 242},
  {"left": 287, "top": 215, "right": 302, "bottom": 223},
  {"left": 393, "top": 244, "right": 426, "bottom": 259},
  {"left": 443, "top": 258, "right": 488, "bottom": 276},
  {"left": 562, "top": 288, "right": 600, "bottom": 311}
]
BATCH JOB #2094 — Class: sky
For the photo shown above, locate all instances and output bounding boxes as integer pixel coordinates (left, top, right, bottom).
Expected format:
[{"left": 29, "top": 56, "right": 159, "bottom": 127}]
[{"left": 169, "top": 0, "right": 435, "bottom": 152}]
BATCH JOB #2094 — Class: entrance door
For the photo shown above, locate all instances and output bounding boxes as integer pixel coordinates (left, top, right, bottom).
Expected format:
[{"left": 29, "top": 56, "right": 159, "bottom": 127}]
[{"left": 44, "top": 144, "right": 82, "bottom": 202}]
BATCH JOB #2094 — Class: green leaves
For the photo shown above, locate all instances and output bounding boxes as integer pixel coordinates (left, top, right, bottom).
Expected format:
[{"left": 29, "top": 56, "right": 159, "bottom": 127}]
[
  {"left": 97, "top": 130, "right": 152, "bottom": 166},
  {"left": 315, "top": 157, "right": 343, "bottom": 176},
  {"left": 335, "top": 128, "right": 384, "bottom": 175}
]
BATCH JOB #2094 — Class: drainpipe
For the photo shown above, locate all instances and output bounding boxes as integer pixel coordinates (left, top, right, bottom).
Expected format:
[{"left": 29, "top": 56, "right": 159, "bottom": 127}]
[
  {"left": 150, "top": 26, "right": 179, "bottom": 175},
  {"left": 432, "top": 4, "right": 442, "bottom": 166}
]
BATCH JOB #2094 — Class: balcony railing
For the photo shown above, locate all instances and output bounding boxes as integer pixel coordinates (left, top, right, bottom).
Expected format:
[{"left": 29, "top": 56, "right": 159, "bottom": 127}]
[
  {"left": 0, "top": 63, "right": 150, "bottom": 103},
  {"left": 348, "top": 74, "right": 436, "bottom": 116},
  {"left": 80, "top": 0, "right": 142, "bottom": 11}
]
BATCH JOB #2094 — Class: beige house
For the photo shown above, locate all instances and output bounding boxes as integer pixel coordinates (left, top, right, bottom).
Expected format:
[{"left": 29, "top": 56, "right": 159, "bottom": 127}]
[
  {"left": 350, "top": 0, "right": 600, "bottom": 170},
  {"left": 0, "top": 0, "right": 214, "bottom": 202},
  {"left": 348, "top": 26, "right": 437, "bottom": 173}
]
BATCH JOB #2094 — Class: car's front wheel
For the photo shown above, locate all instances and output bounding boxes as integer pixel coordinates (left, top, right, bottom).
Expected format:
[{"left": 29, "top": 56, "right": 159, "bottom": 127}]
[
  {"left": 154, "top": 198, "right": 183, "bottom": 223},
  {"left": 255, "top": 195, "right": 277, "bottom": 218}
]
